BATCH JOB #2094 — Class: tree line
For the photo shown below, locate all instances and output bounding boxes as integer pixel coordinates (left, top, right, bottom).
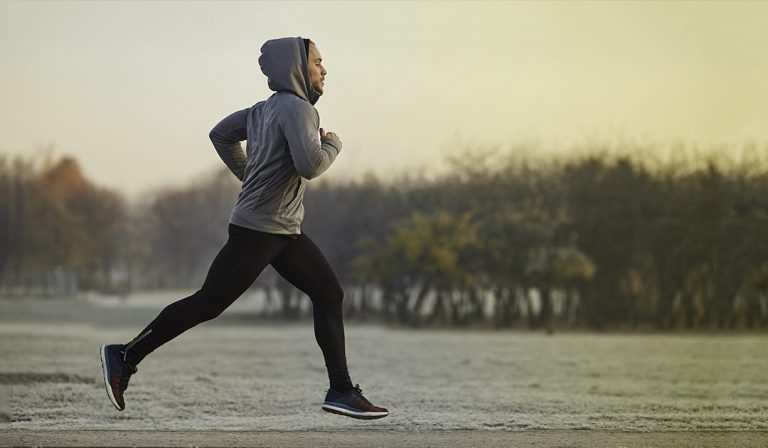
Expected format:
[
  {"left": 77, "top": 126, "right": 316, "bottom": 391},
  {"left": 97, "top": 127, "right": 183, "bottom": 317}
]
[{"left": 2, "top": 143, "right": 768, "bottom": 331}]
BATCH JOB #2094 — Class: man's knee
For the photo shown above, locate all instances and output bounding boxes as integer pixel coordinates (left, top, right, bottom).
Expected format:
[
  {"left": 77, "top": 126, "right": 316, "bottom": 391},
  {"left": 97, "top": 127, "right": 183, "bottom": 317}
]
[
  {"left": 199, "top": 304, "right": 227, "bottom": 322},
  {"left": 190, "top": 289, "right": 230, "bottom": 322},
  {"left": 328, "top": 284, "right": 344, "bottom": 309}
]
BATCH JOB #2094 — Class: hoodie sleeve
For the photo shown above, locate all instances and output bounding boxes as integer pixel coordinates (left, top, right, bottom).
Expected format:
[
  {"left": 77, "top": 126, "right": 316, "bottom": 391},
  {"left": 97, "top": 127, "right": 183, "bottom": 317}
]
[
  {"left": 280, "top": 101, "right": 341, "bottom": 180},
  {"left": 209, "top": 108, "right": 249, "bottom": 181}
]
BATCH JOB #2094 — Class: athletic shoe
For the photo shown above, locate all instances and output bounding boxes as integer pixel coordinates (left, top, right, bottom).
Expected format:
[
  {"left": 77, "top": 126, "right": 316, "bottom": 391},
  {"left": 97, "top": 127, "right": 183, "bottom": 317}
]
[
  {"left": 100, "top": 344, "right": 138, "bottom": 411},
  {"left": 321, "top": 384, "right": 389, "bottom": 420}
]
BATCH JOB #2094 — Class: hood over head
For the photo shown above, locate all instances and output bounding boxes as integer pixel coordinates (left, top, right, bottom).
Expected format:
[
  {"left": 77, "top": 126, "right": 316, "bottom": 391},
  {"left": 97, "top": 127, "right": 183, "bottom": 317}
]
[{"left": 258, "top": 36, "right": 321, "bottom": 106}]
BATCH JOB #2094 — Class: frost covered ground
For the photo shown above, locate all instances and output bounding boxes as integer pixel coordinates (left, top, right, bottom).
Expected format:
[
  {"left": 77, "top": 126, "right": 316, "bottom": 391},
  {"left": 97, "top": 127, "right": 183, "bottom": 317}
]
[{"left": 0, "top": 294, "right": 767, "bottom": 433}]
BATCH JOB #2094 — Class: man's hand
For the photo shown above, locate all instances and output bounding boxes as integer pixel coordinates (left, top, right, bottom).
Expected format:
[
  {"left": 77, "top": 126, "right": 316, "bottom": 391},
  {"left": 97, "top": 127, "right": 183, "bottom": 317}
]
[{"left": 320, "top": 128, "right": 342, "bottom": 148}]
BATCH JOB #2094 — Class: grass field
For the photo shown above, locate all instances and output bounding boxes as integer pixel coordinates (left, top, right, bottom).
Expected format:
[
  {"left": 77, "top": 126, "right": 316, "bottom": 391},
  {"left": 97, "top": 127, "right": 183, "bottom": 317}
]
[{"left": 1, "top": 295, "right": 767, "bottom": 446}]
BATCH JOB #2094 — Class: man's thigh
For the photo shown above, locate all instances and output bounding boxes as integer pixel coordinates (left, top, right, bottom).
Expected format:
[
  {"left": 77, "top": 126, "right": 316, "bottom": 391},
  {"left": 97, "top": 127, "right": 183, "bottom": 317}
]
[
  {"left": 271, "top": 232, "right": 343, "bottom": 300},
  {"left": 201, "top": 228, "right": 290, "bottom": 300}
]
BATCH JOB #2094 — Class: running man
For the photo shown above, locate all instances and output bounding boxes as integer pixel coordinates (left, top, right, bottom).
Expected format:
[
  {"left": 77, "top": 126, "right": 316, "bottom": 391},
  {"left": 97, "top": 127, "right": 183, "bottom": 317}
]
[{"left": 99, "top": 37, "right": 389, "bottom": 420}]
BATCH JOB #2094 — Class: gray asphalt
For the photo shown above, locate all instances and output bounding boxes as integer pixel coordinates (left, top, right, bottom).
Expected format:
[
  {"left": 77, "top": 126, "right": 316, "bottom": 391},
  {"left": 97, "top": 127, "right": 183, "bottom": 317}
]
[{"left": 2, "top": 430, "right": 768, "bottom": 447}]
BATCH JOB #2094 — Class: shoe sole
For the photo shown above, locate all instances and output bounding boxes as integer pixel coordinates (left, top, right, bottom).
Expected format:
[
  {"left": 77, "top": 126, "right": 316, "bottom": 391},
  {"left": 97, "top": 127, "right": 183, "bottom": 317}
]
[
  {"left": 100, "top": 345, "right": 124, "bottom": 411},
  {"left": 321, "top": 403, "right": 389, "bottom": 420}
]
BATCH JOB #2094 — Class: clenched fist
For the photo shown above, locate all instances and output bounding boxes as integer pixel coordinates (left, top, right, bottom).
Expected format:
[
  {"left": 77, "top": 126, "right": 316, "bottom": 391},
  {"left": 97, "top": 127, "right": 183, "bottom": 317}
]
[{"left": 320, "top": 128, "right": 342, "bottom": 148}]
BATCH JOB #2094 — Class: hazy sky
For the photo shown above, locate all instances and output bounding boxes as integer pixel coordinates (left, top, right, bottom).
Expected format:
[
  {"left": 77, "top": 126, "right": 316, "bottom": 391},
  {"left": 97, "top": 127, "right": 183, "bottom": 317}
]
[{"left": 1, "top": 0, "right": 767, "bottom": 196}]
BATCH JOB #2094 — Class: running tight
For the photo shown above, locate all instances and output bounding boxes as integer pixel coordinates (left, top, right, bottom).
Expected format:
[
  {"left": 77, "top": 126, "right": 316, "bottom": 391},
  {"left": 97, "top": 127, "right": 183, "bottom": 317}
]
[{"left": 121, "top": 223, "right": 353, "bottom": 392}]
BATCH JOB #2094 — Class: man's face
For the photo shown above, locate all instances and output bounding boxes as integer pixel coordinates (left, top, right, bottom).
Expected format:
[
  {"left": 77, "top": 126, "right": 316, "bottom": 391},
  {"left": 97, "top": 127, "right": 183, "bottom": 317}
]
[{"left": 307, "top": 42, "right": 327, "bottom": 95}]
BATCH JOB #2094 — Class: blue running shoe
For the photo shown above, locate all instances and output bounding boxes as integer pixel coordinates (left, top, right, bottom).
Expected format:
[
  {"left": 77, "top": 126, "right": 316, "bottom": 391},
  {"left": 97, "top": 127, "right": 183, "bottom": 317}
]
[
  {"left": 322, "top": 384, "right": 389, "bottom": 420},
  {"left": 100, "top": 344, "right": 138, "bottom": 411}
]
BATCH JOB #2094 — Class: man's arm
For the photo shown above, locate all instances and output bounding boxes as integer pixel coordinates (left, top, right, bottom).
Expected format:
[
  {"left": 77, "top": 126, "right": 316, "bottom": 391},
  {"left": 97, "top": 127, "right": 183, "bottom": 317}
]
[
  {"left": 209, "top": 108, "right": 249, "bottom": 181},
  {"left": 280, "top": 102, "right": 341, "bottom": 180}
]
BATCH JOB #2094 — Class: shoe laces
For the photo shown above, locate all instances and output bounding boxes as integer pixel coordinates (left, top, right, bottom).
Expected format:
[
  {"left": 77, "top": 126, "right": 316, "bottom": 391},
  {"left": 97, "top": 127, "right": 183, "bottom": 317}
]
[
  {"left": 350, "top": 384, "right": 376, "bottom": 406},
  {"left": 119, "top": 363, "right": 138, "bottom": 392}
]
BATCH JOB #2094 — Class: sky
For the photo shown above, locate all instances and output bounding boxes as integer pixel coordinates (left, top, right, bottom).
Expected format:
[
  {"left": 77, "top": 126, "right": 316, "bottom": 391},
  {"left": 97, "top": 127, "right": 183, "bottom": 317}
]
[{"left": 1, "top": 0, "right": 767, "bottom": 197}]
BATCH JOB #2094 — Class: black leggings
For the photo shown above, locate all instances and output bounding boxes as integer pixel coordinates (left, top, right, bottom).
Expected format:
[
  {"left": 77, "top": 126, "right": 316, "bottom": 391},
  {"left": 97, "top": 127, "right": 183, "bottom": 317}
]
[{"left": 121, "top": 223, "right": 353, "bottom": 391}]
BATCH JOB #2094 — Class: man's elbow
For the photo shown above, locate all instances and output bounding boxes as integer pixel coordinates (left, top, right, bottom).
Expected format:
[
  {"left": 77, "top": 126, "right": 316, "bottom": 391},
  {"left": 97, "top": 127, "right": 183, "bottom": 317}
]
[
  {"left": 208, "top": 129, "right": 220, "bottom": 144},
  {"left": 296, "top": 163, "right": 326, "bottom": 180},
  {"left": 297, "top": 168, "right": 319, "bottom": 180}
]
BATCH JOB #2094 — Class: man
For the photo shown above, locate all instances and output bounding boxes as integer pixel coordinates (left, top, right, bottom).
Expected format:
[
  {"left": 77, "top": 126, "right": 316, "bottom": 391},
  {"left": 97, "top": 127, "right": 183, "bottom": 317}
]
[{"left": 99, "top": 37, "right": 389, "bottom": 420}]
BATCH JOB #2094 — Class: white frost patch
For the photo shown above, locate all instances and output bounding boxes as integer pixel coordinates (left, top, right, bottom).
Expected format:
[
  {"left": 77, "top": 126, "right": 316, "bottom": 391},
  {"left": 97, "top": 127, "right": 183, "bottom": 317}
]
[{"left": 0, "top": 298, "right": 767, "bottom": 431}]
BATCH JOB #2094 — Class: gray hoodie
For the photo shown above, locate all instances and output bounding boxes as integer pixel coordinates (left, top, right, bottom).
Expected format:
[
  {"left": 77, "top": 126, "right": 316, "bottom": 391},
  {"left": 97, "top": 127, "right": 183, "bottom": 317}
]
[{"left": 208, "top": 36, "right": 341, "bottom": 235}]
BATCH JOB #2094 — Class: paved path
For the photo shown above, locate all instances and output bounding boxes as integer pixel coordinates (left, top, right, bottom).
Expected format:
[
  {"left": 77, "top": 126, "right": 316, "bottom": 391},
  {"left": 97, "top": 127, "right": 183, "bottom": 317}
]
[{"left": 2, "top": 430, "right": 768, "bottom": 447}]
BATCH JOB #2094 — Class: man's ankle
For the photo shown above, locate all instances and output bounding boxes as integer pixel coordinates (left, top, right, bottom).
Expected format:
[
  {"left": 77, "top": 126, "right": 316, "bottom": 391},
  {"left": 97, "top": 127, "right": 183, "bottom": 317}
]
[
  {"left": 120, "top": 348, "right": 140, "bottom": 367},
  {"left": 330, "top": 383, "right": 354, "bottom": 393}
]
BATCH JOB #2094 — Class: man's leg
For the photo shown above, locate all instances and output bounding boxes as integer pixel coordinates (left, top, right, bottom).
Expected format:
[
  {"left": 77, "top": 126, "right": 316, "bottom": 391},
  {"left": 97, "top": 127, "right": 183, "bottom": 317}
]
[
  {"left": 102, "top": 224, "right": 291, "bottom": 410},
  {"left": 271, "top": 232, "right": 390, "bottom": 419},
  {"left": 270, "top": 232, "right": 354, "bottom": 392},
  {"left": 121, "top": 224, "right": 292, "bottom": 366}
]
